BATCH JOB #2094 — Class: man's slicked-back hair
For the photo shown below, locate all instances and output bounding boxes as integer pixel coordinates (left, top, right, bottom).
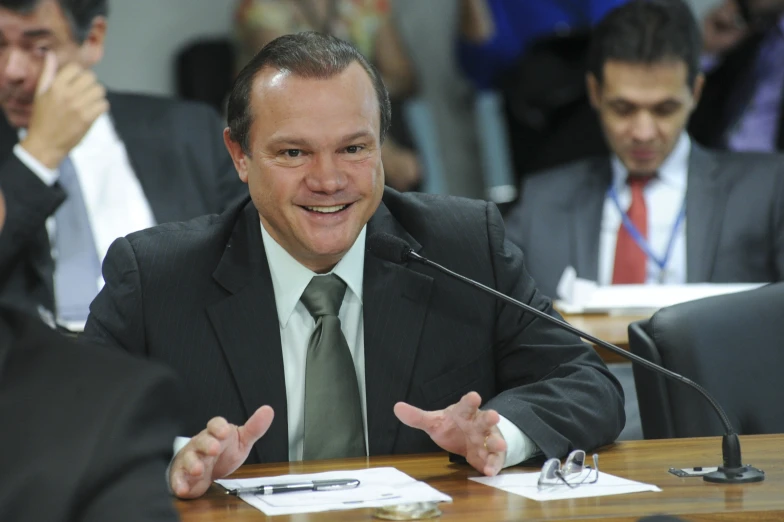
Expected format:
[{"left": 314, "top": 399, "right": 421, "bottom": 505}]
[
  {"left": 588, "top": 0, "right": 701, "bottom": 87},
  {"left": 227, "top": 31, "right": 391, "bottom": 155},
  {"left": 0, "top": 0, "right": 108, "bottom": 43}
]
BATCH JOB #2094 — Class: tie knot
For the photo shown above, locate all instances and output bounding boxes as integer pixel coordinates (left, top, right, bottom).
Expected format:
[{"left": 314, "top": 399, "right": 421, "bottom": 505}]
[
  {"left": 301, "top": 274, "right": 347, "bottom": 318},
  {"left": 627, "top": 174, "right": 654, "bottom": 189}
]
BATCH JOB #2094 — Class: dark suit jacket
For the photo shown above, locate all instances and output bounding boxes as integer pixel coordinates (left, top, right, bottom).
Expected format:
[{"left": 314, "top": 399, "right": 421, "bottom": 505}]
[
  {"left": 689, "top": 32, "right": 784, "bottom": 151},
  {"left": 0, "top": 306, "right": 182, "bottom": 522},
  {"left": 504, "top": 144, "right": 784, "bottom": 297},
  {"left": 82, "top": 190, "right": 625, "bottom": 465},
  {"left": 0, "top": 91, "right": 246, "bottom": 317}
]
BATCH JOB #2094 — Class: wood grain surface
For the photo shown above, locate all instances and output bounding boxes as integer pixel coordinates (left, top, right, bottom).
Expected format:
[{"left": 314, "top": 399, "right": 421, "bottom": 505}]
[{"left": 177, "top": 434, "right": 783, "bottom": 521}]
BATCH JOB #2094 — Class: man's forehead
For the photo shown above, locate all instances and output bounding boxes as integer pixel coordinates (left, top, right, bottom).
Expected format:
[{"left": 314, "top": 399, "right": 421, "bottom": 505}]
[
  {"left": 252, "top": 62, "right": 373, "bottom": 93},
  {"left": 601, "top": 61, "right": 689, "bottom": 94}
]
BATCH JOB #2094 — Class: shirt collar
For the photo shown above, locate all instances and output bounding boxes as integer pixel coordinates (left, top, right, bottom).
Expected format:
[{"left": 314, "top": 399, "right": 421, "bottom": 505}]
[
  {"left": 260, "top": 222, "right": 366, "bottom": 328},
  {"left": 610, "top": 132, "right": 690, "bottom": 191}
]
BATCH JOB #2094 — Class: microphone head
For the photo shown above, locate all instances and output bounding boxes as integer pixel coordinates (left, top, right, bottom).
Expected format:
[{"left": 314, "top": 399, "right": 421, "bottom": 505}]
[{"left": 367, "top": 232, "right": 413, "bottom": 264}]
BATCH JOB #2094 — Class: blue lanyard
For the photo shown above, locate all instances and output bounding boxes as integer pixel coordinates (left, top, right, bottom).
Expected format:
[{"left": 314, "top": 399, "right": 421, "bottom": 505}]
[{"left": 608, "top": 185, "right": 686, "bottom": 274}]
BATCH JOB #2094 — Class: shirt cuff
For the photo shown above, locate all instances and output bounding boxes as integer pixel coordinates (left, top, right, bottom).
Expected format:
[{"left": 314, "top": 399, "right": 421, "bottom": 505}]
[
  {"left": 497, "top": 414, "right": 537, "bottom": 468},
  {"left": 13, "top": 144, "right": 59, "bottom": 186},
  {"left": 166, "top": 436, "right": 192, "bottom": 495}
]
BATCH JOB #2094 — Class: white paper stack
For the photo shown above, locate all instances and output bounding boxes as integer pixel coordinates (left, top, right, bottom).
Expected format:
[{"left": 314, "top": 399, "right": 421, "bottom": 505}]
[{"left": 216, "top": 467, "right": 451, "bottom": 516}]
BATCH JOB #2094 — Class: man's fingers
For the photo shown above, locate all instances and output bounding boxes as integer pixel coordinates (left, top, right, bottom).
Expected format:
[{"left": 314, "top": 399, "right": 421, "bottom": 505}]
[
  {"left": 483, "top": 431, "right": 507, "bottom": 454},
  {"left": 239, "top": 405, "right": 275, "bottom": 445},
  {"left": 205, "top": 416, "right": 233, "bottom": 440},
  {"left": 192, "top": 432, "right": 221, "bottom": 457},
  {"left": 483, "top": 451, "right": 505, "bottom": 476},
  {"left": 393, "top": 401, "right": 438, "bottom": 432},
  {"left": 452, "top": 392, "right": 482, "bottom": 420},
  {"left": 35, "top": 52, "right": 57, "bottom": 96},
  {"left": 68, "top": 70, "right": 99, "bottom": 93},
  {"left": 182, "top": 449, "right": 207, "bottom": 477},
  {"left": 476, "top": 408, "right": 501, "bottom": 432}
]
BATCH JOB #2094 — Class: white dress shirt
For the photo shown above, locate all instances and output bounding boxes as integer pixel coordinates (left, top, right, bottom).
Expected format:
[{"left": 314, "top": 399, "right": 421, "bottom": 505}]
[
  {"left": 15, "top": 113, "right": 156, "bottom": 322},
  {"left": 598, "top": 133, "right": 690, "bottom": 286},
  {"left": 173, "top": 221, "right": 537, "bottom": 467}
]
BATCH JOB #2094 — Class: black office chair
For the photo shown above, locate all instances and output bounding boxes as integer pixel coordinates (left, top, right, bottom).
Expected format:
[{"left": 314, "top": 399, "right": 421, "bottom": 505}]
[{"left": 628, "top": 283, "right": 784, "bottom": 440}]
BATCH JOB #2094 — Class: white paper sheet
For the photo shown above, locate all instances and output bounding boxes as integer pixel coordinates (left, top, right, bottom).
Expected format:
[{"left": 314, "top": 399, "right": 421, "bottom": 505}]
[
  {"left": 216, "top": 467, "right": 451, "bottom": 516},
  {"left": 470, "top": 470, "right": 661, "bottom": 501},
  {"left": 555, "top": 267, "right": 764, "bottom": 314}
]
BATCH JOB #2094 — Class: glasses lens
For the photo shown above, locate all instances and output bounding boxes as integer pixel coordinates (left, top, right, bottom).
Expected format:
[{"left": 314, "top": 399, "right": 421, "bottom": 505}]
[{"left": 563, "top": 450, "right": 586, "bottom": 476}]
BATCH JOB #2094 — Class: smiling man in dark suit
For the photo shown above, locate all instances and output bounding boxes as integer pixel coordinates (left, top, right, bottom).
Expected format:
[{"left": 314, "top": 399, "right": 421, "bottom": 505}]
[
  {"left": 83, "top": 32, "right": 624, "bottom": 499},
  {"left": 504, "top": 0, "right": 784, "bottom": 298},
  {"left": 0, "top": 0, "right": 245, "bottom": 326}
]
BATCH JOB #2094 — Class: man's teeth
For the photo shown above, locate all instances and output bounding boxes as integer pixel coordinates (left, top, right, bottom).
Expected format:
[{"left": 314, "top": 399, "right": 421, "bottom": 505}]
[{"left": 304, "top": 204, "right": 348, "bottom": 213}]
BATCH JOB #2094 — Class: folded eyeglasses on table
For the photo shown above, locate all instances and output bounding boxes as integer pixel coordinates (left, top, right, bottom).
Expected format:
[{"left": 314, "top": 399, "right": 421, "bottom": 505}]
[{"left": 537, "top": 449, "right": 600, "bottom": 489}]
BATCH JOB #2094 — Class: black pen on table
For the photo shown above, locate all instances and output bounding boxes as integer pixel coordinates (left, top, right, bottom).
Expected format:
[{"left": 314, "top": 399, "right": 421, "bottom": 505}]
[{"left": 225, "top": 478, "right": 361, "bottom": 496}]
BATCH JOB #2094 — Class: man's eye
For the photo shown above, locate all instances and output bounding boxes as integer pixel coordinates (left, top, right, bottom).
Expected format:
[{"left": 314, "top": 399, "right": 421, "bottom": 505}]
[
  {"left": 345, "top": 145, "right": 363, "bottom": 153},
  {"left": 283, "top": 149, "right": 301, "bottom": 157}
]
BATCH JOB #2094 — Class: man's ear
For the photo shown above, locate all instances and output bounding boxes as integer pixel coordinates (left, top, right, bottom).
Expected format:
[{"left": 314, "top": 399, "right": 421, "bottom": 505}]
[
  {"left": 79, "top": 16, "right": 107, "bottom": 67},
  {"left": 691, "top": 72, "right": 705, "bottom": 107},
  {"left": 586, "top": 73, "right": 601, "bottom": 110},
  {"left": 224, "top": 128, "right": 250, "bottom": 184}
]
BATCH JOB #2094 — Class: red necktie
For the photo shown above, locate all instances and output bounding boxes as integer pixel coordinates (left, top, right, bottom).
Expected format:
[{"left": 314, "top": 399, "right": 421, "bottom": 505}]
[{"left": 612, "top": 176, "right": 652, "bottom": 284}]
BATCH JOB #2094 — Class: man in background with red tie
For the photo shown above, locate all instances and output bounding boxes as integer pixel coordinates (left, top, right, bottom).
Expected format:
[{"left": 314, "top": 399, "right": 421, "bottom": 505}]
[{"left": 505, "top": 0, "right": 784, "bottom": 297}]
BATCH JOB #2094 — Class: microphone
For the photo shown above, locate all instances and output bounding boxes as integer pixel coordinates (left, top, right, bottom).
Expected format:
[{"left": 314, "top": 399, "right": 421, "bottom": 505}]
[{"left": 367, "top": 232, "right": 765, "bottom": 484}]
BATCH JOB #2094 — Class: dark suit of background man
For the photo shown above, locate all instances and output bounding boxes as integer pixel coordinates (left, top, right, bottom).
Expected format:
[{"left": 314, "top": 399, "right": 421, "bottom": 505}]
[
  {"left": 0, "top": 188, "right": 182, "bottom": 522},
  {"left": 690, "top": 0, "right": 784, "bottom": 153},
  {"left": 0, "top": 0, "right": 245, "bottom": 326},
  {"left": 505, "top": 0, "right": 784, "bottom": 299},
  {"left": 82, "top": 32, "right": 625, "bottom": 499}
]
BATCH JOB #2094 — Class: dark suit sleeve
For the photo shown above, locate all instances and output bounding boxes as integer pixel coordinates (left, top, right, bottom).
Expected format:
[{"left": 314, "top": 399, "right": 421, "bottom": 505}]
[
  {"left": 83, "top": 236, "right": 146, "bottom": 354},
  {"left": 502, "top": 184, "right": 531, "bottom": 253},
  {"left": 79, "top": 362, "right": 182, "bottom": 522},
  {"left": 775, "top": 166, "right": 784, "bottom": 281},
  {"left": 0, "top": 154, "right": 64, "bottom": 275},
  {"left": 482, "top": 202, "right": 625, "bottom": 458}
]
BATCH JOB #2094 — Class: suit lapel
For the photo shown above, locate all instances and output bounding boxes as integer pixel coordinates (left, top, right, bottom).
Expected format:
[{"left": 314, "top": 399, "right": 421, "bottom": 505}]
[
  {"left": 363, "top": 204, "right": 433, "bottom": 455},
  {"left": 686, "top": 145, "right": 725, "bottom": 282},
  {"left": 206, "top": 200, "right": 289, "bottom": 463},
  {"left": 570, "top": 159, "right": 609, "bottom": 281},
  {"left": 106, "top": 93, "right": 204, "bottom": 224},
  {"left": 0, "top": 115, "right": 17, "bottom": 160}
]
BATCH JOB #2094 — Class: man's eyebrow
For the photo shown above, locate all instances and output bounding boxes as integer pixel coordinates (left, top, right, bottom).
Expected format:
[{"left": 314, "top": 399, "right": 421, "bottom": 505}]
[
  {"left": 266, "top": 136, "right": 311, "bottom": 148},
  {"left": 21, "top": 29, "right": 54, "bottom": 39},
  {"left": 339, "top": 131, "right": 374, "bottom": 143}
]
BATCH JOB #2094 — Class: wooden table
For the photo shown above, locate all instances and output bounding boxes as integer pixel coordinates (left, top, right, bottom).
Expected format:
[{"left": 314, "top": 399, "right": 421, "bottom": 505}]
[
  {"left": 561, "top": 313, "right": 648, "bottom": 363},
  {"left": 177, "top": 434, "right": 784, "bottom": 521}
]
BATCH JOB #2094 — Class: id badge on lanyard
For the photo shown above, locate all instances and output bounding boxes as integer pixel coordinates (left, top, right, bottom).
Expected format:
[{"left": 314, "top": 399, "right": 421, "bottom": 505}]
[{"left": 608, "top": 185, "right": 686, "bottom": 283}]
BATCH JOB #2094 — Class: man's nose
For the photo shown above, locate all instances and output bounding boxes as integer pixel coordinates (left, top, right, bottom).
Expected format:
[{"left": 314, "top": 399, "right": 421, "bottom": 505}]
[
  {"left": 305, "top": 154, "right": 348, "bottom": 193},
  {"left": 630, "top": 112, "right": 657, "bottom": 142}
]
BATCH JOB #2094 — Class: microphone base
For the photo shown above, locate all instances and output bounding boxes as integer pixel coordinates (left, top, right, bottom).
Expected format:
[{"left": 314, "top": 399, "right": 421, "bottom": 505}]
[{"left": 703, "top": 465, "right": 765, "bottom": 484}]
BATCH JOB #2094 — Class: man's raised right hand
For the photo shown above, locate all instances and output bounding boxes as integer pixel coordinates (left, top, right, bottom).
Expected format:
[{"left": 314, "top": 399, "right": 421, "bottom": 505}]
[
  {"left": 19, "top": 52, "right": 109, "bottom": 169},
  {"left": 169, "top": 405, "right": 275, "bottom": 499}
]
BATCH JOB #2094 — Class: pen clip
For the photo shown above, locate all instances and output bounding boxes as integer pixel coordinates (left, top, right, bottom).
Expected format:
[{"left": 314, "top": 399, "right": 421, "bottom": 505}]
[{"left": 312, "top": 479, "right": 361, "bottom": 491}]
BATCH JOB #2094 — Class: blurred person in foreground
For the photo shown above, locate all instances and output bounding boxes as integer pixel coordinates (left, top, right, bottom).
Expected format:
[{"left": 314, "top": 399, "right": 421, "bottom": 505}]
[
  {"left": 690, "top": 0, "right": 784, "bottom": 152},
  {"left": 235, "top": 0, "right": 421, "bottom": 192},
  {"left": 0, "top": 186, "right": 182, "bottom": 521},
  {"left": 0, "top": 0, "right": 245, "bottom": 328},
  {"left": 505, "top": 0, "right": 784, "bottom": 298},
  {"left": 81, "top": 32, "right": 625, "bottom": 499}
]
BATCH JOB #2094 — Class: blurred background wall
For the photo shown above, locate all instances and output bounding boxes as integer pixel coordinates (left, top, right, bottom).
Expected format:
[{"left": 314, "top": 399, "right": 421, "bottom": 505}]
[{"left": 94, "top": 0, "right": 234, "bottom": 96}]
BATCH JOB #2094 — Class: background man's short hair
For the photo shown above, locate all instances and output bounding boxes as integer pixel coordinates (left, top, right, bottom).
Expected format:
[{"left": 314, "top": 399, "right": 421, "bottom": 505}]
[
  {"left": 0, "top": 0, "right": 108, "bottom": 43},
  {"left": 588, "top": 0, "right": 702, "bottom": 87},
  {"left": 227, "top": 32, "right": 391, "bottom": 155}
]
